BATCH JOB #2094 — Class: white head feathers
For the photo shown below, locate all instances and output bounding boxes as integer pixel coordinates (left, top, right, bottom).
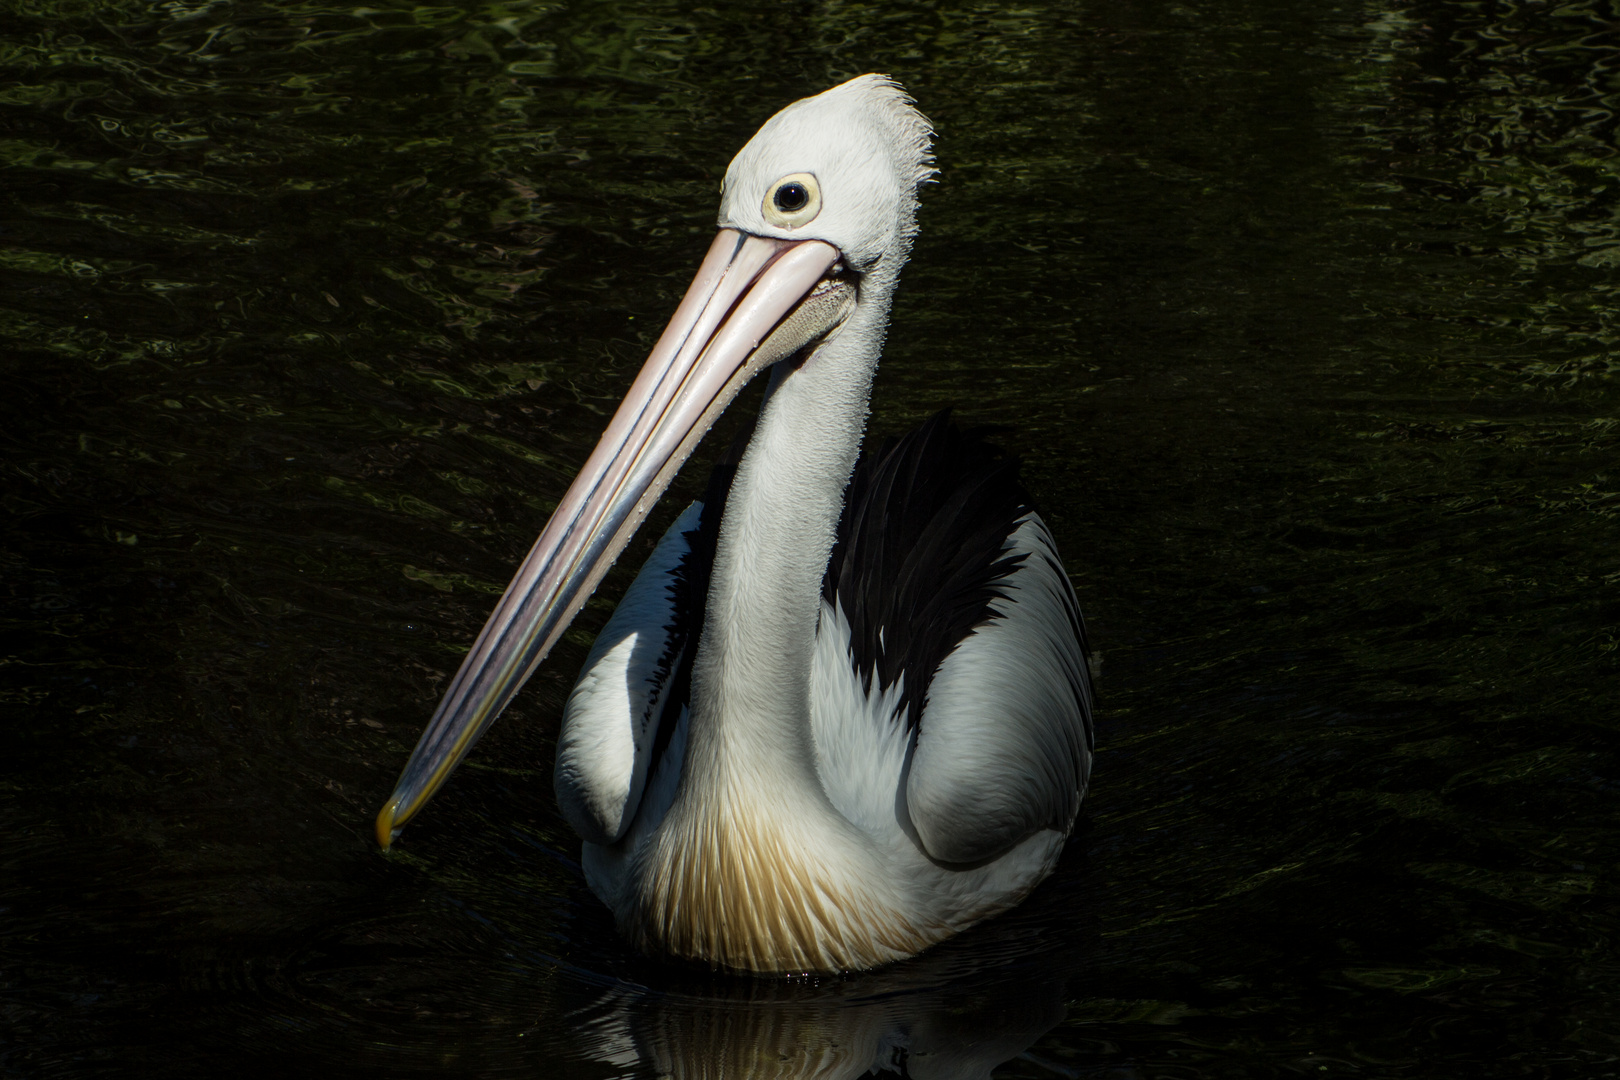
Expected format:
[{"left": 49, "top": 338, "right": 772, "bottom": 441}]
[{"left": 719, "top": 74, "right": 937, "bottom": 275}]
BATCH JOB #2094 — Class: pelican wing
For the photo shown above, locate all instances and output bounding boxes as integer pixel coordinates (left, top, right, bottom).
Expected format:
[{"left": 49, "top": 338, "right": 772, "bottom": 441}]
[
  {"left": 822, "top": 413, "right": 1094, "bottom": 865},
  {"left": 553, "top": 500, "right": 703, "bottom": 846},
  {"left": 906, "top": 512, "right": 1093, "bottom": 863},
  {"left": 554, "top": 434, "right": 745, "bottom": 846}
]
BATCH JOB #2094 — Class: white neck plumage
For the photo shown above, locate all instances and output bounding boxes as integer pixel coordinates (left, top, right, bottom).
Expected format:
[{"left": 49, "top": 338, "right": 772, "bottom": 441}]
[
  {"left": 687, "top": 289, "right": 886, "bottom": 789},
  {"left": 625, "top": 271, "right": 941, "bottom": 972}
]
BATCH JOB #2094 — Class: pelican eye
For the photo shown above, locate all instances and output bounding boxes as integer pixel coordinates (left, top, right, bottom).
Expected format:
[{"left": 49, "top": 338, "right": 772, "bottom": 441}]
[{"left": 762, "top": 172, "right": 821, "bottom": 228}]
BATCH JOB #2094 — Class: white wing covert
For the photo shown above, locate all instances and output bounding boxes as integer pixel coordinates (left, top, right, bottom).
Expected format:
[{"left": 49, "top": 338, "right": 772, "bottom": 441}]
[
  {"left": 904, "top": 514, "right": 1093, "bottom": 864},
  {"left": 553, "top": 501, "right": 702, "bottom": 846}
]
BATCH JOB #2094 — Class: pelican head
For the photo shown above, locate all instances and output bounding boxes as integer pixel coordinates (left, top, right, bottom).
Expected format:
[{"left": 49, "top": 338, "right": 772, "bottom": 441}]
[
  {"left": 376, "top": 75, "right": 936, "bottom": 846},
  {"left": 719, "top": 74, "right": 935, "bottom": 272}
]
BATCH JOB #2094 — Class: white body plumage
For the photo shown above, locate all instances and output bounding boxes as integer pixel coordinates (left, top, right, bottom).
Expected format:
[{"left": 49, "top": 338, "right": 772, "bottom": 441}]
[{"left": 564, "top": 499, "right": 1087, "bottom": 972}]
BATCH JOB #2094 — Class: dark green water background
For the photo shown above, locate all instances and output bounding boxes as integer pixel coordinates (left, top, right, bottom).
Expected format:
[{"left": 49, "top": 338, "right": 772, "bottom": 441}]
[{"left": 4, "top": 0, "right": 1619, "bottom": 1075}]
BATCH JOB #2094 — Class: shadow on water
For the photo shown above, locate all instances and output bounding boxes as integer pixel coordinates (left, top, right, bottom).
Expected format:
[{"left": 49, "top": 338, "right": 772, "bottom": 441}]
[{"left": 3, "top": 0, "right": 1619, "bottom": 1076}]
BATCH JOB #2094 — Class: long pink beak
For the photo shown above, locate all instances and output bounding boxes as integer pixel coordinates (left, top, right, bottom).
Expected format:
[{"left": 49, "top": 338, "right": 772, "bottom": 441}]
[{"left": 376, "top": 230, "right": 848, "bottom": 847}]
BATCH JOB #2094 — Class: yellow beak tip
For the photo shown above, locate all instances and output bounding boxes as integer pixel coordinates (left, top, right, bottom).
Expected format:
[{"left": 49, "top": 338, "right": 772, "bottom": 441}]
[{"left": 375, "top": 804, "right": 399, "bottom": 850}]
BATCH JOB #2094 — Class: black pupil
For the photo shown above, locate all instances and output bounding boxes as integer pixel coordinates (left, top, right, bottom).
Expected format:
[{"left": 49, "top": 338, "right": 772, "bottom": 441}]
[{"left": 774, "top": 182, "right": 809, "bottom": 213}]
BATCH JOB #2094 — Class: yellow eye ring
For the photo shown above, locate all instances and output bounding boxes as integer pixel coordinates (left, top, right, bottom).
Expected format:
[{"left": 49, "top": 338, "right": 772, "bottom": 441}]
[{"left": 762, "top": 173, "right": 822, "bottom": 228}]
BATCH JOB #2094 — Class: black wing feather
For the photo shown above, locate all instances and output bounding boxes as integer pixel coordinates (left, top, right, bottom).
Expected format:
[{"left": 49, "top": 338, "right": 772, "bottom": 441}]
[{"left": 822, "top": 410, "right": 1053, "bottom": 732}]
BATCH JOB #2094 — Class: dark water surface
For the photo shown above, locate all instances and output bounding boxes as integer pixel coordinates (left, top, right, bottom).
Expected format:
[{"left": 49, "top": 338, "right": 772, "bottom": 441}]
[{"left": 4, "top": 0, "right": 1618, "bottom": 1075}]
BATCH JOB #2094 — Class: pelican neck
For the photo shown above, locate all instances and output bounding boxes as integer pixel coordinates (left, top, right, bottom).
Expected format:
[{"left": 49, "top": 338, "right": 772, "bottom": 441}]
[{"left": 681, "top": 279, "right": 897, "bottom": 797}]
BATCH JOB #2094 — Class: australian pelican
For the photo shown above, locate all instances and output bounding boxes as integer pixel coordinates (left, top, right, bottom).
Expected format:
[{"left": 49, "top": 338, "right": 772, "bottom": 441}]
[{"left": 376, "top": 74, "right": 1094, "bottom": 973}]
